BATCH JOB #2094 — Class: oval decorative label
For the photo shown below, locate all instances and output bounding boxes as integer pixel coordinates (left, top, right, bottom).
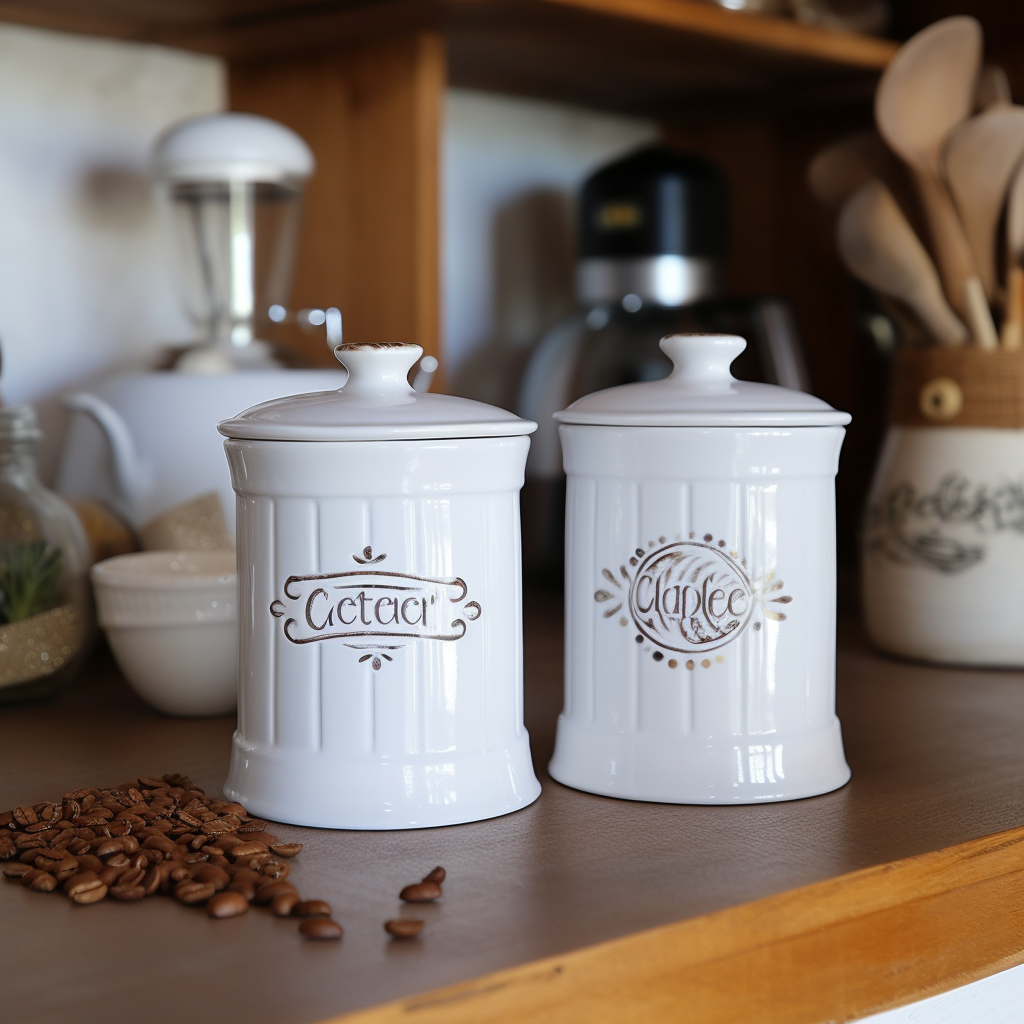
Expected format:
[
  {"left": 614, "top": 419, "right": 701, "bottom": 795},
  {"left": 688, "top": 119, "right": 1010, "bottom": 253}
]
[
  {"left": 629, "top": 542, "right": 753, "bottom": 653},
  {"left": 595, "top": 533, "right": 792, "bottom": 663}
]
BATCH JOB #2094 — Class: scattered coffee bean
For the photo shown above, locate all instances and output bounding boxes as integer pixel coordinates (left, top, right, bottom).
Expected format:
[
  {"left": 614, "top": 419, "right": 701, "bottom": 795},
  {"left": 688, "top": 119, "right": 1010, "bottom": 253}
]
[
  {"left": 254, "top": 880, "right": 297, "bottom": 906},
  {"left": 292, "top": 899, "right": 331, "bottom": 918},
  {"left": 207, "top": 890, "right": 249, "bottom": 919},
  {"left": 399, "top": 881, "right": 442, "bottom": 903},
  {"left": 271, "top": 892, "right": 300, "bottom": 917},
  {"left": 422, "top": 866, "right": 446, "bottom": 884},
  {"left": 384, "top": 918, "right": 424, "bottom": 939},
  {"left": 269, "top": 843, "right": 303, "bottom": 858},
  {"left": 299, "top": 918, "right": 343, "bottom": 940}
]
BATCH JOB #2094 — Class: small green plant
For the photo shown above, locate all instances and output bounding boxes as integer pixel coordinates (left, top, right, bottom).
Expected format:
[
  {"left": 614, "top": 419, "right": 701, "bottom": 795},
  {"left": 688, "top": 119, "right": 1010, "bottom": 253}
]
[{"left": 0, "top": 541, "right": 63, "bottom": 625}]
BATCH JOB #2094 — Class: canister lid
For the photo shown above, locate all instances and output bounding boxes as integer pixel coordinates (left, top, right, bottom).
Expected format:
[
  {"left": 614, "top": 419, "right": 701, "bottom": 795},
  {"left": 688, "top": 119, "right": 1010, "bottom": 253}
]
[
  {"left": 218, "top": 343, "right": 536, "bottom": 441},
  {"left": 555, "top": 334, "right": 851, "bottom": 427}
]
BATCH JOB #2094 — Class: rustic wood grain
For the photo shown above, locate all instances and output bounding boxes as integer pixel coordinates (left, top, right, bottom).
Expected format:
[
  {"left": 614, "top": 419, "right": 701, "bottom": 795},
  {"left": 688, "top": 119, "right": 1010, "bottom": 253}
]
[
  {"left": 2, "top": 608, "right": 1024, "bottom": 1022},
  {"left": 337, "top": 827, "right": 1024, "bottom": 1024},
  {"left": 229, "top": 32, "right": 444, "bottom": 371}
]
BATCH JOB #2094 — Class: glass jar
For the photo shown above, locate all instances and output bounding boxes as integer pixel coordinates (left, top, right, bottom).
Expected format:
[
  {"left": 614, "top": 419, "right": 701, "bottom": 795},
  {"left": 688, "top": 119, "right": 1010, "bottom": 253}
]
[{"left": 0, "top": 407, "right": 93, "bottom": 702}]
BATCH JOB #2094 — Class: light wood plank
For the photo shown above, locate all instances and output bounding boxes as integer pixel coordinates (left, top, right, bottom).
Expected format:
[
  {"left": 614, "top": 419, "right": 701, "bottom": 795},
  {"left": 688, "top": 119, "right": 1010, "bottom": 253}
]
[
  {"left": 229, "top": 33, "right": 443, "bottom": 370},
  {"left": 331, "top": 826, "right": 1024, "bottom": 1024},
  {"left": 532, "top": 0, "right": 896, "bottom": 69}
]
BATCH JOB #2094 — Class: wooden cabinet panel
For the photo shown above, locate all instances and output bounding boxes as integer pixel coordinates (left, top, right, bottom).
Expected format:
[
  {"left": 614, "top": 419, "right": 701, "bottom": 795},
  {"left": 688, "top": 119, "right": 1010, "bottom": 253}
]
[{"left": 229, "top": 32, "right": 444, "bottom": 368}]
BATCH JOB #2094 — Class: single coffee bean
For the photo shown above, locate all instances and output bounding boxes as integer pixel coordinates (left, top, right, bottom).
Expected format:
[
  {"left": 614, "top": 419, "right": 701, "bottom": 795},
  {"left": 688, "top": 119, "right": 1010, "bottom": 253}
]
[
  {"left": 293, "top": 899, "right": 332, "bottom": 918},
  {"left": 228, "top": 878, "right": 258, "bottom": 902},
  {"left": 269, "top": 842, "right": 303, "bottom": 858},
  {"left": 254, "top": 880, "right": 297, "bottom": 906},
  {"left": 399, "top": 881, "right": 442, "bottom": 903},
  {"left": 206, "top": 890, "right": 249, "bottom": 919},
  {"left": 13, "top": 806, "right": 38, "bottom": 826},
  {"left": 241, "top": 831, "right": 279, "bottom": 847},
  {"left": 228, "top": 840, "right": 267, "bottom": 859},
  {"left": 64, "top": 871, "right": 107, "bottom": 904},
  {"left": 109, "top": 883, "right": 146, "bottom": 901},
  {"left": 104, "top": 853, "right": 130, "bottom": 869},
  {"left": 271, "top": 892, "right": 300, "bottom": 917},
  {"left": 298, "top": 918, "right": 343, "bottom": 940},
  {"left": 422, "top": 866, "right": 446, "bottom": 884},
  {"left": 21, "top": 868, "right": 58, "bottom": 892},
  {"left": 75, "top": 854, "right": 104, "bottom": 874},
  {"left": 174, "top": 880, "right": 215, "bottom": 905},
  {"left": 0, "top": 810, "right": 14, "bottom": 827},
  {"left": 33, "top": 849, "right": 66, "bottom": 871},
  {"left": 53, "top": 858, "right": 80, "bottom": 882},
  {"left": 3, "top": 862, "right": 33, "bottom": 880},
  {"left": 385, "top": 919, "right": 424, "bottom": 939}
]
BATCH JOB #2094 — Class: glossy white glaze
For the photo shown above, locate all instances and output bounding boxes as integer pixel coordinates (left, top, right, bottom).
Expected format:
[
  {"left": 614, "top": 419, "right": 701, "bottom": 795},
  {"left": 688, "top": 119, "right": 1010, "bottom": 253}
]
[
  {"left": 550, "top": 334, "right": 851, "bottom": 803},
  {"left": 219, "top": 343, "right": 541, "bottom": 828}
]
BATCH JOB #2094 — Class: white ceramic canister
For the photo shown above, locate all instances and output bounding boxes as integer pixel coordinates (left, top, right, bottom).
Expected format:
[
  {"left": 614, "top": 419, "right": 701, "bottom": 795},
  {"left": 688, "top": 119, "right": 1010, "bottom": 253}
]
[
  {"left": 217, "top": 343, "right": 541, "bottom": 828},
  {"left": 549, "top": 334, "right": 852, "bottom": 804}
]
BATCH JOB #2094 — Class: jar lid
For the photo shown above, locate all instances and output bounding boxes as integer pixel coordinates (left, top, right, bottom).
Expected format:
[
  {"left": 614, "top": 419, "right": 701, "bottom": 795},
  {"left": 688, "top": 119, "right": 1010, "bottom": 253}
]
[
  {"left": 218, "top": 343, "right": 537, "bottom": 442},
  {"left": 555, "top": 334, "right": 851, "bottom": 428}
]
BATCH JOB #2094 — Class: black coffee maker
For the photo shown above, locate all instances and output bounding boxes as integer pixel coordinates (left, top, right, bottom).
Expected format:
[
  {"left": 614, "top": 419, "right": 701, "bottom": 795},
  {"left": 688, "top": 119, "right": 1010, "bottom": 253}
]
[{"left": 517, "top": 144, "right": 810, "bottom": 582}]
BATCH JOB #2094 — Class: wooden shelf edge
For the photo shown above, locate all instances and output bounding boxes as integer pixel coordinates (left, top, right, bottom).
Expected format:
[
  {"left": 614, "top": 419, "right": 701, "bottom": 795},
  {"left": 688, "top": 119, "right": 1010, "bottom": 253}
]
[
  {"left": 331, "top": 825, "right": 1024, "bottom": 1024},
  {"left": 529, "top": 0, "right": 898, "bottom": 69}
]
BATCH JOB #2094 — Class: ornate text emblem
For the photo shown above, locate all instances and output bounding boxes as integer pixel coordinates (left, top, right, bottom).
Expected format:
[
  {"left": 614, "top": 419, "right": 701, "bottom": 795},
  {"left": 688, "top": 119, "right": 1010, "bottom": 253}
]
[
  {"left": 596, "top": 533, "right": 791, "bottom": 666},
  {"left": 270, "top": 547, "right": 480, "bottom": 670}
]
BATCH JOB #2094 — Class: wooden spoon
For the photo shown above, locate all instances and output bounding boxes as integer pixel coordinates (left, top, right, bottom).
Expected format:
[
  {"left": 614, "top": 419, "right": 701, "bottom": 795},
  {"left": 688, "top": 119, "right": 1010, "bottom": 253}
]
[
  {"left": 976, "top": 64, "right": 1012, "bottom": 111},
  {"left": 945, "top": 106, "right": 1024, "bottom": 301},
  {"left": 808, "top": 132, "right": 896, "bottom": 210},
  {"left": 1002, "top": 163, "right": 1024, "bottom": 348},
  {"left": 837, "top": 180, "right": 968, "bottom": 347},
  {"left": 875, "top": 16, "right": 993, "bottom": 345}
]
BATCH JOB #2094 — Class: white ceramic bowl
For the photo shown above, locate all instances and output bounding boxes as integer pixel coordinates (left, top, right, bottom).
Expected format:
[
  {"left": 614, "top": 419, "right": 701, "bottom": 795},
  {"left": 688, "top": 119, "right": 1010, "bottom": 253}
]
[{"left": 91, "top": 550, "right": 237, "bottom": 717}]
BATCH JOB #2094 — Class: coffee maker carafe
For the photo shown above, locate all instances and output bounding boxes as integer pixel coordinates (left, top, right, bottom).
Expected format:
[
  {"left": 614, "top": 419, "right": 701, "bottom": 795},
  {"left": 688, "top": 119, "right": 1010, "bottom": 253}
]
[{"left": 517, "top": 145, "right": 811, "bottom": 580}]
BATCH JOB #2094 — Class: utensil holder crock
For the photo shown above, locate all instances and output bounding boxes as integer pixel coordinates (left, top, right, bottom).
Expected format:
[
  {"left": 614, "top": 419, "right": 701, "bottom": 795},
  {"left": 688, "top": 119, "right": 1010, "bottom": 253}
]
[{"left": 862, "top": 346, "right": 1024, "bottom": 666}]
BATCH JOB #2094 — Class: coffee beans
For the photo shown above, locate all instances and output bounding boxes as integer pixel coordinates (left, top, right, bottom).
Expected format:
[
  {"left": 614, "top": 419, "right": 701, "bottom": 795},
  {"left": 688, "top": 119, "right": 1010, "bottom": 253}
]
[
  {"left": 384, "top": 918, "right": 424, "bottom": 939},
  {"left": 1, "top": 775, "right": 314, "bottom": 934},
  {"left": 4, "top": 777, "right": 449, "bottom": 949},
  {"left": 299, "top": 918, "right": 343, "bottom": 940}
]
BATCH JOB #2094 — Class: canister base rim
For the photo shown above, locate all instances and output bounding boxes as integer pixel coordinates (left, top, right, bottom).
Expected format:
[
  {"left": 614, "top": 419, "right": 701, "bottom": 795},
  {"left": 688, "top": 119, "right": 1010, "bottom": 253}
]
[
  {"left": 548, "top": 716, "right": 850, "bottom": 805},
  {"left": 224, "top": 732, "right": 542, "bottom": 829}
]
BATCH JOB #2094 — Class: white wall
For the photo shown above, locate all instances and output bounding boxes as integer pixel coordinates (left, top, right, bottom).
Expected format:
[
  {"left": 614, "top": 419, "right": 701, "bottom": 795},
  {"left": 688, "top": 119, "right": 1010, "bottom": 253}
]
[
  {"left": 0, "top": 23, "right": 224, "bottom": 477},
  {"left": 0, "top": 34, "right": 655, "bottom": 477},
  {"left": 443, "top": 89, "right": 657, "bottom": 409}
]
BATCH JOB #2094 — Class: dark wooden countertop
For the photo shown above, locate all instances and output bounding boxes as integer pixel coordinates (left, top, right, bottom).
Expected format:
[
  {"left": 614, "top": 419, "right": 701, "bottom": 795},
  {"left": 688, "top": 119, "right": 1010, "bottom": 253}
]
[{"left": 3, "top": 591, "right": 1024, "bottom": 1023}]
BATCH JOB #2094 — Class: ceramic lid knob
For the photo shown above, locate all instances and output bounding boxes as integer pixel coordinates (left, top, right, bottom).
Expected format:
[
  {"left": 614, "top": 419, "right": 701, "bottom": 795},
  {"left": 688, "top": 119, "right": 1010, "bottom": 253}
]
[
  {"left": 661, "top": 333, "right": 746, "bottom": 382},
  {"left": 333, "top": 343, "right": 421, "bottom": 396}
]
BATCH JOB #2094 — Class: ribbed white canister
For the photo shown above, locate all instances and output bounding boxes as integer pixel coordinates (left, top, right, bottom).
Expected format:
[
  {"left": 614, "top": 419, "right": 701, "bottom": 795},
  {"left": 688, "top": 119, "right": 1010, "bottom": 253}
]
[
  {"left": 218, "top": 343, "right": 541, "bottom": 828},
  {"left": 550, "top": 334, "right": 852, "bottom": 804}
]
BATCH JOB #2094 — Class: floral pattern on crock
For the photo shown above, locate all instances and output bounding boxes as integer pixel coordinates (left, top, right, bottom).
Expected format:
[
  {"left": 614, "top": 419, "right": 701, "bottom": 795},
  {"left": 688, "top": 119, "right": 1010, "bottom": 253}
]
[{"left": 864, "top": 473, "right": 1024, "bottom": 574}]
